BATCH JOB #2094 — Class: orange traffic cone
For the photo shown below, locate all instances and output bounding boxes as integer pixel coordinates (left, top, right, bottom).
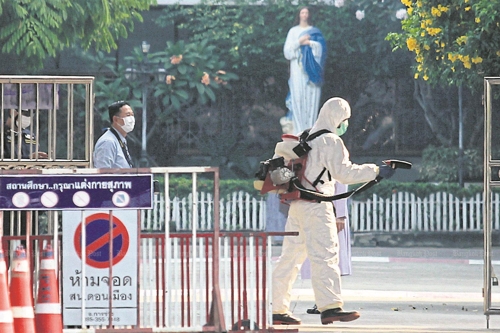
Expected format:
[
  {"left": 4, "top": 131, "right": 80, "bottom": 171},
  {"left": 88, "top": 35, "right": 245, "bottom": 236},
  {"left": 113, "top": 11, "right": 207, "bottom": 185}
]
[
  {"left": 10, "top": 245, "right": 35, "bottom": 333},
  {"left": 35, "top": 244, "right": 62, "bottom": 333},
  {"left": 0, "top": 247, "right": 14, "bottom": 333}
]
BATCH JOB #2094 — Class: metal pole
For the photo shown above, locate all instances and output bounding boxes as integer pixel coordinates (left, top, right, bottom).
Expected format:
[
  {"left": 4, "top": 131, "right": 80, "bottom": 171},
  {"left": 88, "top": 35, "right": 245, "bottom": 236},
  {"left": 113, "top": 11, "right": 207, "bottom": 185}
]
[
  {"left": 483, "top": 78, "right": 492, "bottom": 325},
  {"left": 81, "top": 210, "right": 87, "bottom": 329},
  {"left": 458, "top": 84, "right": 464, "bottom": 187},
  {"left": 141, "top": 83, "right": 148, "bottom": 166},
  {"left": 108, "top": 211, "right": 114, "bottom": 328},
  {"left": 140, "top": 41, "right": 150, "bottom": 167}
]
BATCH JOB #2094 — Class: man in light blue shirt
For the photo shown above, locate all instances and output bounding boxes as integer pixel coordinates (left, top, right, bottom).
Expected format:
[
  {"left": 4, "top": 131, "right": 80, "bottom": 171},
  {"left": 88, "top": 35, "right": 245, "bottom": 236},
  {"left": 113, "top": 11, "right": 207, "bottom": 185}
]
[{"left": 93, "top": 101, "right": 135, "bottom": 168}]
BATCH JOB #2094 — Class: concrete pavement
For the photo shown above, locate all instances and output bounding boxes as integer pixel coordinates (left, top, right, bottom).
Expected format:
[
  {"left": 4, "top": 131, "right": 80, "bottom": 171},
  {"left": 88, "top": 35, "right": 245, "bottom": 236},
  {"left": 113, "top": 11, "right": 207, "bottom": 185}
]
[{"left": 271, "top": 246, "right": 500, "bottom": 332}]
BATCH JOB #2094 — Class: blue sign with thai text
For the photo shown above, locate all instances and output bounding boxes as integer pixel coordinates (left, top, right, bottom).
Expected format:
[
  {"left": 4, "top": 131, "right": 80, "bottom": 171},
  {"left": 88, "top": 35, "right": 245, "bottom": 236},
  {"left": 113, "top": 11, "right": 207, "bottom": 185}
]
[{"left": 0, "top": 174, "right": 153, "bottom": 210}]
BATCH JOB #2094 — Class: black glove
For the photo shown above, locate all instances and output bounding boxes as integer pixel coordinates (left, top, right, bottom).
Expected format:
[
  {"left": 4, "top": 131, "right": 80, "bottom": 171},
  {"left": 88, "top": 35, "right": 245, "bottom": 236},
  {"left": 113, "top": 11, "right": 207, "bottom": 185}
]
[{"left": 378, "top": 164, "right": 395, "bottom": 179}]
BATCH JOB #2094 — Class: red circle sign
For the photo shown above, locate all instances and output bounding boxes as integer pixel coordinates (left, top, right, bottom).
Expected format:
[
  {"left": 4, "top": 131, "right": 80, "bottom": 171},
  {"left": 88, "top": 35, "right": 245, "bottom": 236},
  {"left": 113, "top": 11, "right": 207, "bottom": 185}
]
[{"left": 73, "top": 213, "right": 130, "bottom": 269}]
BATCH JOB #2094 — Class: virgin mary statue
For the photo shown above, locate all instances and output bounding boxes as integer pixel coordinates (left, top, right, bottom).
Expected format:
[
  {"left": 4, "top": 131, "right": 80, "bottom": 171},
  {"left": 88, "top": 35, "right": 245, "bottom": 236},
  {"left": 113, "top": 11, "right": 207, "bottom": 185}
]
[{"left": 283, "top": 6, "right": 326, "bottom": 134}]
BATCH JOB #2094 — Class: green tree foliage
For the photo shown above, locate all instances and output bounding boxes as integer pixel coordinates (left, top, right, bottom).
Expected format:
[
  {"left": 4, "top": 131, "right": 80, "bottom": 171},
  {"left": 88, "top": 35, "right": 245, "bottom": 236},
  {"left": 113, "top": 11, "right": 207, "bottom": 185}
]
[
  {"left": 418, "top": 145, "right": 482, "bottom": 182},
  {"left": 154, "top": 40, "right": 238, "bottom": 109},
  {"left": 352, "top": 179, "right": 485, "bottom": 201},
  {"left": 155, "top": 0, "right": 423, "bottom": 167},
  {"left": 387, "top": 0, "right": 500, "bottom": 90},
  {"left": 164, "top": 176, "right": 486, "bottom": 200},
  {"left": 156, "top": 0, "right": 410, "bottom": 102},
  {"left": 88, "top": 41, "right": 237, "bottom": 117},
  {"left": 0, "top": 0, "right": 154, "bottom": 70},
  {"left": 81, "top": 41, "right": 237, "bottom": 166}
]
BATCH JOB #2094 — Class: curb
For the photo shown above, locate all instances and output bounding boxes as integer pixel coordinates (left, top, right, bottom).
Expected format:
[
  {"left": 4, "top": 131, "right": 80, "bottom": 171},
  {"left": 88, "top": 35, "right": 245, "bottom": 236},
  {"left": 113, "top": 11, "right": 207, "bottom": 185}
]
[
  {"left": 272, "top": 256, "right": 495, "bottom": 265},
  {"left": 352, "top": 231, "right": 499, "bottom": 248},
  {"left": 351, "top": 256, "right": 499, "bottom": 265}
]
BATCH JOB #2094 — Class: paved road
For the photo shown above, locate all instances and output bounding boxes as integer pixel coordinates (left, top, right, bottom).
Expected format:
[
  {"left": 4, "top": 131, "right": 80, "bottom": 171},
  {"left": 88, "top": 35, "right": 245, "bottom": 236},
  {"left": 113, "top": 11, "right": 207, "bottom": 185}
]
[{"left": 271, "top": 246, "right": 500, "bottom": 333}]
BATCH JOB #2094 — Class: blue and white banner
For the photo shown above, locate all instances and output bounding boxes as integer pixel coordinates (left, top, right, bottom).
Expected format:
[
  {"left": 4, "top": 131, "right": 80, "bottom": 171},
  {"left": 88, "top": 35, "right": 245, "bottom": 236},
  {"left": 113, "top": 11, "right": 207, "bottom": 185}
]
[
  {"left": 0, "top": 174, "right": 153, "bottom": 210},
  {"left": 2, "top": 83, "right": 57, "bottom": 109}
]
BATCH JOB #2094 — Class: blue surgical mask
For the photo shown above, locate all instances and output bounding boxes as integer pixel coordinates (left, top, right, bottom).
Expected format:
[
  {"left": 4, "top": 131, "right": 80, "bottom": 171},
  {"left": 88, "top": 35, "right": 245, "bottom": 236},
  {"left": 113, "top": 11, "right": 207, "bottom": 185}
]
[{"left": 336, "top": 120, "right": 349, "bottom": 136}]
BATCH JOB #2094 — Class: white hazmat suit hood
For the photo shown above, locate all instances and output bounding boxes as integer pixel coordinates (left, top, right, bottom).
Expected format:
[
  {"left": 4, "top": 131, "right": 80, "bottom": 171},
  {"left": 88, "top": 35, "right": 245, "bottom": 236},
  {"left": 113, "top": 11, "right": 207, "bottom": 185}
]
[
  {"left": 298, "top": 97, "right": 378, "bottom": 196},
  {"left": 310, "top": 97, "right": 351, "bottom": 135}
]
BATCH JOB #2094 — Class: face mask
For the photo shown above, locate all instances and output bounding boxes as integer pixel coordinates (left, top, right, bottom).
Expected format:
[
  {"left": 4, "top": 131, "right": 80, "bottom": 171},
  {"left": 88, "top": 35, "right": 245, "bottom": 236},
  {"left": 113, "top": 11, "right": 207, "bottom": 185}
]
[
  {"left": 336, "top": 119, "right": 349, "bottom": 136},
  {"left": 15, "top": 115, "right": 31, "bottom": 129},
  {"left": 119, "top": 116, "right": 135, "bottom": 133}
]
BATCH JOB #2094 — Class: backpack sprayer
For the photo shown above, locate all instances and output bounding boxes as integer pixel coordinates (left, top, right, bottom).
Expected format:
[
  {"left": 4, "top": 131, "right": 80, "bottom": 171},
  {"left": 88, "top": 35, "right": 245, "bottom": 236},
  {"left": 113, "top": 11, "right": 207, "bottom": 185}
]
[{"left": 254, "top": 130, "right": 412, "bottom": 202}]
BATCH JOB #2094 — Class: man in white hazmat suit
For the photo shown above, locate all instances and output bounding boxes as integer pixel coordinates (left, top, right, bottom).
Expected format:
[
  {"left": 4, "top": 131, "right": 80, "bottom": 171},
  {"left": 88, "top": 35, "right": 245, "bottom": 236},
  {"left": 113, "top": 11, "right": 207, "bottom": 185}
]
[{"left": 272, "top": 97, "right": 395, "bottom": 325}]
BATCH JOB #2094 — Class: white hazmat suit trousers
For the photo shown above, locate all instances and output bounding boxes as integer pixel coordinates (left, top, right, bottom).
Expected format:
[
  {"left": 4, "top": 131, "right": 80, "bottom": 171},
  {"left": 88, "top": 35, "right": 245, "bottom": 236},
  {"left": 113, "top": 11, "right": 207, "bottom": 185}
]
[{"left": 272, "top": 199, "right": 343, "bottom": 314}]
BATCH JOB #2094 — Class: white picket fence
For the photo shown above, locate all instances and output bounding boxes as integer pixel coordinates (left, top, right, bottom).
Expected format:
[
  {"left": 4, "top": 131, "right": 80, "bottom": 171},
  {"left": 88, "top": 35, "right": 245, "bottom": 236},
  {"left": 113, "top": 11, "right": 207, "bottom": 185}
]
[
  {"left": 351, "top": 192, "right": 490, "bottom": 232},
  {"left": 141, "top": 192, "right": 266, "bottom": 231},
  {"left": 140, "top": 191, "right": 499, "bottom": 232}
]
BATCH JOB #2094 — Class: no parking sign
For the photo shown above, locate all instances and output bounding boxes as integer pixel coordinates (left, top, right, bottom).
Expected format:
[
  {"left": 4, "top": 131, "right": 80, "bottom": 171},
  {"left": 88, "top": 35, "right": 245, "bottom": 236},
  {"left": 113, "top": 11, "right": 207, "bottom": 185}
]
[
  {"left": 62, "top": 210, "right": 138, "bottom": 326},
  {"left": 73, "top": 213, "right": 130, "bottom": 269}
]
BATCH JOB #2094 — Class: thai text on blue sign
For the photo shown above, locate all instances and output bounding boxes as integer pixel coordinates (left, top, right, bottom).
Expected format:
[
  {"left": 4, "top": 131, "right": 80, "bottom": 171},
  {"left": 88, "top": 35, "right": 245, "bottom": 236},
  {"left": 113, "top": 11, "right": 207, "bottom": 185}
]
[
  {"left": 0, "top": 174, "right": 153, "bottom": 210},
  {"left": 2, "top": 83, "right": 57, "bottom": 109}
]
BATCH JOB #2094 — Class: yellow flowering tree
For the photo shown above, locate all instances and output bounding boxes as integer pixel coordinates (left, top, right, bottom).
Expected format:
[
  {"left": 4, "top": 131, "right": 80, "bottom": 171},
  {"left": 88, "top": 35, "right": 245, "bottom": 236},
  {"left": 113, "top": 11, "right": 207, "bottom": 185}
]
[
  {"left": 387, "top": 0, "right": 500, "bottom": 183},
  {"left": 387, "top": 0, "right": 500, "bottom": 89}
]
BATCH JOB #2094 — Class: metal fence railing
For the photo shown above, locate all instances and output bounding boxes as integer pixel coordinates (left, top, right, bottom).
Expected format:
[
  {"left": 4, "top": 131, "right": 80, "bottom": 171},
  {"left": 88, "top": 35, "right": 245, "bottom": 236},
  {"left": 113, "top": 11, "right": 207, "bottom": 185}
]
[{"left": 0, "top": 76, "right": 94, "bottom": 169}]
